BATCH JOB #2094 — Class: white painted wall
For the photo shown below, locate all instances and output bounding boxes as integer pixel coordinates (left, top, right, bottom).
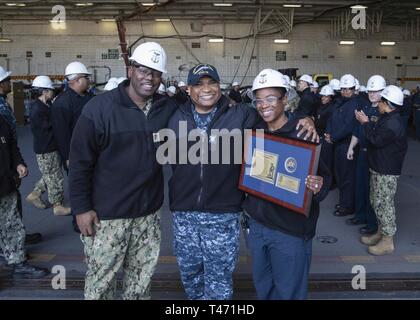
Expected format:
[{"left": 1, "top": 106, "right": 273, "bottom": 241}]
[{"left": 0, "top": 19, "right": 419, "bottom": 88}]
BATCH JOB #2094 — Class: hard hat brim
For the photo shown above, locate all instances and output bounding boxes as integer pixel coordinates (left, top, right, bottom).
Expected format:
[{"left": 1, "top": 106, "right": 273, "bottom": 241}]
[{"left": 0, "top": 71, "right": 12, "bottom": 83}]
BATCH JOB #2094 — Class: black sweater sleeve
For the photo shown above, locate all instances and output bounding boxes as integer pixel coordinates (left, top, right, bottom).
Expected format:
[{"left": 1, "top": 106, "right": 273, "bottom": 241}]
[
  {"left": 69, "top": 114, "right": 100, "bottom": 215},
  {"left": 51, "top": 98, "right": 73, "bottom": 161}
]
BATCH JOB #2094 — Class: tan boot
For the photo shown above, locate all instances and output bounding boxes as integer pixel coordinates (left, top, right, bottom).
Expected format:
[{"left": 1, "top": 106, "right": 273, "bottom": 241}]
[
  {"left": 360, "top": 228, "right": 382, "bottom": 246},
  {"left": 53, "top": 203, "right": 71, "bottom": 216},
  {"left": 26, "top": 191, "right": 47, "bottom": 209},
  {"left": 368, "top": 236, "right": 394, "bottom": 256}
]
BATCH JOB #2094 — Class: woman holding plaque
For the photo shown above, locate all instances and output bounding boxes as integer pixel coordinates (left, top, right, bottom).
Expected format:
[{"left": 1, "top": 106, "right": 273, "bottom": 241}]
[{"left": 242, "top": 69, "right": 331, "bottom": 300}]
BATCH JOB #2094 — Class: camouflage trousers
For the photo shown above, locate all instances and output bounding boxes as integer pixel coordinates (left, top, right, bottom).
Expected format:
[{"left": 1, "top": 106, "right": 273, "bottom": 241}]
[
  {"left": 370, "top": 169, "right": 399, "bottom": 236},
  {"left": 0, "top": 192, "right": 26, "bottom": 264},
  {"left": 81, "top": 210, "right": 161, "bottom": 300},
  {"left": 33, "top": 151, "right": 64, "bottom": 205},
  {"left": 173, "top": 211, "right": 241, "bottom": 300}
]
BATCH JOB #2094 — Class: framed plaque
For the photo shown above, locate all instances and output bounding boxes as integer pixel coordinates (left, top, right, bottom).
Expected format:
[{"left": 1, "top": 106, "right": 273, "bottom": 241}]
[{"left": 239, "top": 130, "right": 321, "bottom": 217}]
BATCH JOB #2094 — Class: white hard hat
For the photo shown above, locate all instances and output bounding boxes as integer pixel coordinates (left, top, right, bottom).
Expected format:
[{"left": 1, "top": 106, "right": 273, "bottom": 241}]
[
  {"left": 129, "top": 42, "right": 167, "bottom": 73},
  {"left": 329, "top": 79, "right": 340, "bottom": 91},
  {"left": 103, "top": 79, "right": 118, "bottom": 91},
  {"left": 178, "top": 81, "right": 186, "bottom": 87},
  {"left": 167, "top": 85, "right": 176, "bottom": 94},
  {"left": 252, "top": 69, "right": 289, "bottom": 92},
  {"left": 319, "top": 85, "right": 334, "bottom": 96},
  {"left": 299, "top": 74, "right": 313, "bottom": 85},
  {"left": 289, "top": 80, "right": 296, "bottom": 87},
  {"left": 381, "top": 85, "right": 404, "bottom": 106},
  {"left": 283, "top": 75, "right": 291, "bottom": 85},
  {"left": 116, "top": 77, "right": 127, "bottom": 84},
  {"left": 65, "top": 61, "right": 90, "bottom": 78},
  {"left": 311, "top": 81, "right": 319, "bottom": 89},
  {"left": 359, "top": 85, "right": 367, "bottom": 93},
  {"left": 232, "top": 81, "right": 239, "bottom": 87},
  {"left": 366, "top": 75, "right": 386, "bottom": 92},
  {"left": 32, "top": 75, "right": 54, "bottom": 90},
  {"left": 339, "top": 74, "right": 357, "bottom": 88},
  {"left": 158, "top": 83, "right": 166, "bottom": 93},
  {"left": 246, "top": 88, "right": 253, "bottom": 100},
  {"left": 355, "top": 78, "right": 360, "bottom": 91},
  {"left": 403, "top": 89, "right": 411, "bottom": 96},
  {"left": 0, "top": 66, "right": 12, "bottom": 83}
]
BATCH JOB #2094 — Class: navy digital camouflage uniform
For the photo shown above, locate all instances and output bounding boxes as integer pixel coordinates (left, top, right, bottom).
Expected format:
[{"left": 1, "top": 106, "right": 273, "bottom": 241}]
[
  {"left": 81, "top": 210, "right": 161, "bottom": 300},
  {"left": 172, "top": 104, "right": 241, "bottom": 300},
  {"left": 33, "top": 151, "right": 65, "bottom": 205}
]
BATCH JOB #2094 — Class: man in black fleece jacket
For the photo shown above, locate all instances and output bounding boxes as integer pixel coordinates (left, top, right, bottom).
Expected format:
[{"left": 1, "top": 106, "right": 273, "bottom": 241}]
[{"left": 69, "top": 42, "right": 177, "bottom": 300}]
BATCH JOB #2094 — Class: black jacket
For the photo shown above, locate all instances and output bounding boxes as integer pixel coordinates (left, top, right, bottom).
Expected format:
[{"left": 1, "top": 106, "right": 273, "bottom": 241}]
[
  {"left": 29, "top": 99, "right": 58, "bottom": 154},
  {"left": 174, "top": 90, "right": 189, "bottom": 105},
  {"left": 296, "top": 87, "right": 318, "bottom": 117},
  {"left": 0, "top": 116, "right": 26, "bottom": 197},
  {"left": 363, "top": 109, "right": 407, "bottom": 175},
  {"left": 167, "top": 95, "right": 258, "bottom": 213},
  {"left": 69, "top": 82, "right": 177, "bottom": 220},
  {"left": 327, "top": 95, "right": 359, "bottom": 145},
  {"left": 242, "top": 116, "right": 331, "bottom": 240},
  {"left": 51, "top": 87, "right": 94, "bottom": 163},
  {"left": 315, "top": 101, "right": 334, "bottom": 136}
]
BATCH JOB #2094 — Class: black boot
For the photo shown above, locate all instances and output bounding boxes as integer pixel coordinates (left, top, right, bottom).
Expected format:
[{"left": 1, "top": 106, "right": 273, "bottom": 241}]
[
  {"left": 13, "top": 262, "right": 49, "bottom": 278},
  {"left": 25, "top": 233, "right": 42, "bottom": 245}
]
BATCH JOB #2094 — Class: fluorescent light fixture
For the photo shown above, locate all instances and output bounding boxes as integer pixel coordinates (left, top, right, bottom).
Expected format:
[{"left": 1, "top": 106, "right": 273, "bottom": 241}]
[
  {"left": 213, "top": 3, "right": 233, "bottom": 6},
  {"left": 155, "top": 18, "right": 171, "bottom": 22},
  {"left": 50, "top": 20, "right": 65, "bottom": 23},
  {"left": 416, "top": 7, "right": 420, "bottom": 11},
  {"left": 274, "top": 39, "right": 289, "bottom": 43},
  {"left": 283, "top": 4, "right": 302, "bottom": 8},
  {"left": 7, "top": 3, "right": 26, "bottom": 6},
  {"left": 75, "top": 3, "right": 93, "bottom": 6},
  {"left": 340, "top": 40, "right": 355, "bottom": 45},
  {"left": 381, "top": 41, "right": 396, "bottom": 46},
  {"left": 142, "top": 3, "right": 156, "bottom": 6},
  {"left": 209, "top": 38, "right": 224, "bottom": 43},
  {"left": 101, "top": 18, "right": 116, "bottom": 22},
  {"left": 0, "top": 38, "right": 13, "bottom": 42},
  {"left": 350, "top": 5, "right": 368, "bottom": 9}
]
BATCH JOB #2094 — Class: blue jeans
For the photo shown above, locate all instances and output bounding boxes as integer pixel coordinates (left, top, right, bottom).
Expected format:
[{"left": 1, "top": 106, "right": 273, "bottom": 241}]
[
  {"left": 354, "top": 150, "right": 378, "bottom": 230},
  {"left": 248, "top": 218, "right": 312, "bottom": 300}
]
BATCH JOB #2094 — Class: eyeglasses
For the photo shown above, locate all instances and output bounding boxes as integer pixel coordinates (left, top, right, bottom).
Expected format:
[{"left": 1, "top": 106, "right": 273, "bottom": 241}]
[
  {"left": 132, "top": 62, "right": 162, "bottom": 78},
  {"left": 252, "top": 95, "right": 284, "bottom": 108}
]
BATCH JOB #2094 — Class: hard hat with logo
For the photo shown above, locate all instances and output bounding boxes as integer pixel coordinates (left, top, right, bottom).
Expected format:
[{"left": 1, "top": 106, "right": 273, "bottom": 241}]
[
  {"left": 319, "top": 85, "right": 334, "bottom": 96},
  {"left": 329, "top": 79, "right": 340, "bottom": 91},
  {"left": 403, "top": 89, "right": 411, "bottom": 96},
  {"left": 355, "top": 78, "right": 360, "bottom": 91},
  {"left": 65, "top": 61, "right": 91, "bottom": 79},
  {"left": 359, "top": 85, "right": 367, "bottom": 93},
  {"left": 232, "top": 81, "right": 239, "bottom": 87},
  {"left": 299, "top": 74, "right": 313, "bottom": 85},
  {"left": 178, "top": 81, "right": 186, "bottom": 87},
  {"left": 158, "top": 83, "right": 166, "bottom": 93},
  {"left": 339, "top": 74, "right": 356, "bottom": 88},
  {"left": 32, "top": 75, "right": 54, "bottom": 90},
  {"left": 252, "top": 69, "right": 289, "bottom": 92},
  {"left": 0, "top": 66, "right": 12, "bottom": 83},
  {"left": 116, "top": 77, "right": 127, "bottom": 84},
  {"left": 103, "top": 78, "right": 119, "bottom": 91},
  {"left": 311, "top": 81, "right": 319, "bottom": 89},
  {"left": 381, "top": 85, "right": 404, "bottom": 106},
  {"left": 167, "top": 86, "right": 176, "bottom": 94},
  {"left": 129, "top": 42, "right": 167, "bottom": 73},
  {"left": 366, "top": 75, "right": 386, "bottom": 92}
]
